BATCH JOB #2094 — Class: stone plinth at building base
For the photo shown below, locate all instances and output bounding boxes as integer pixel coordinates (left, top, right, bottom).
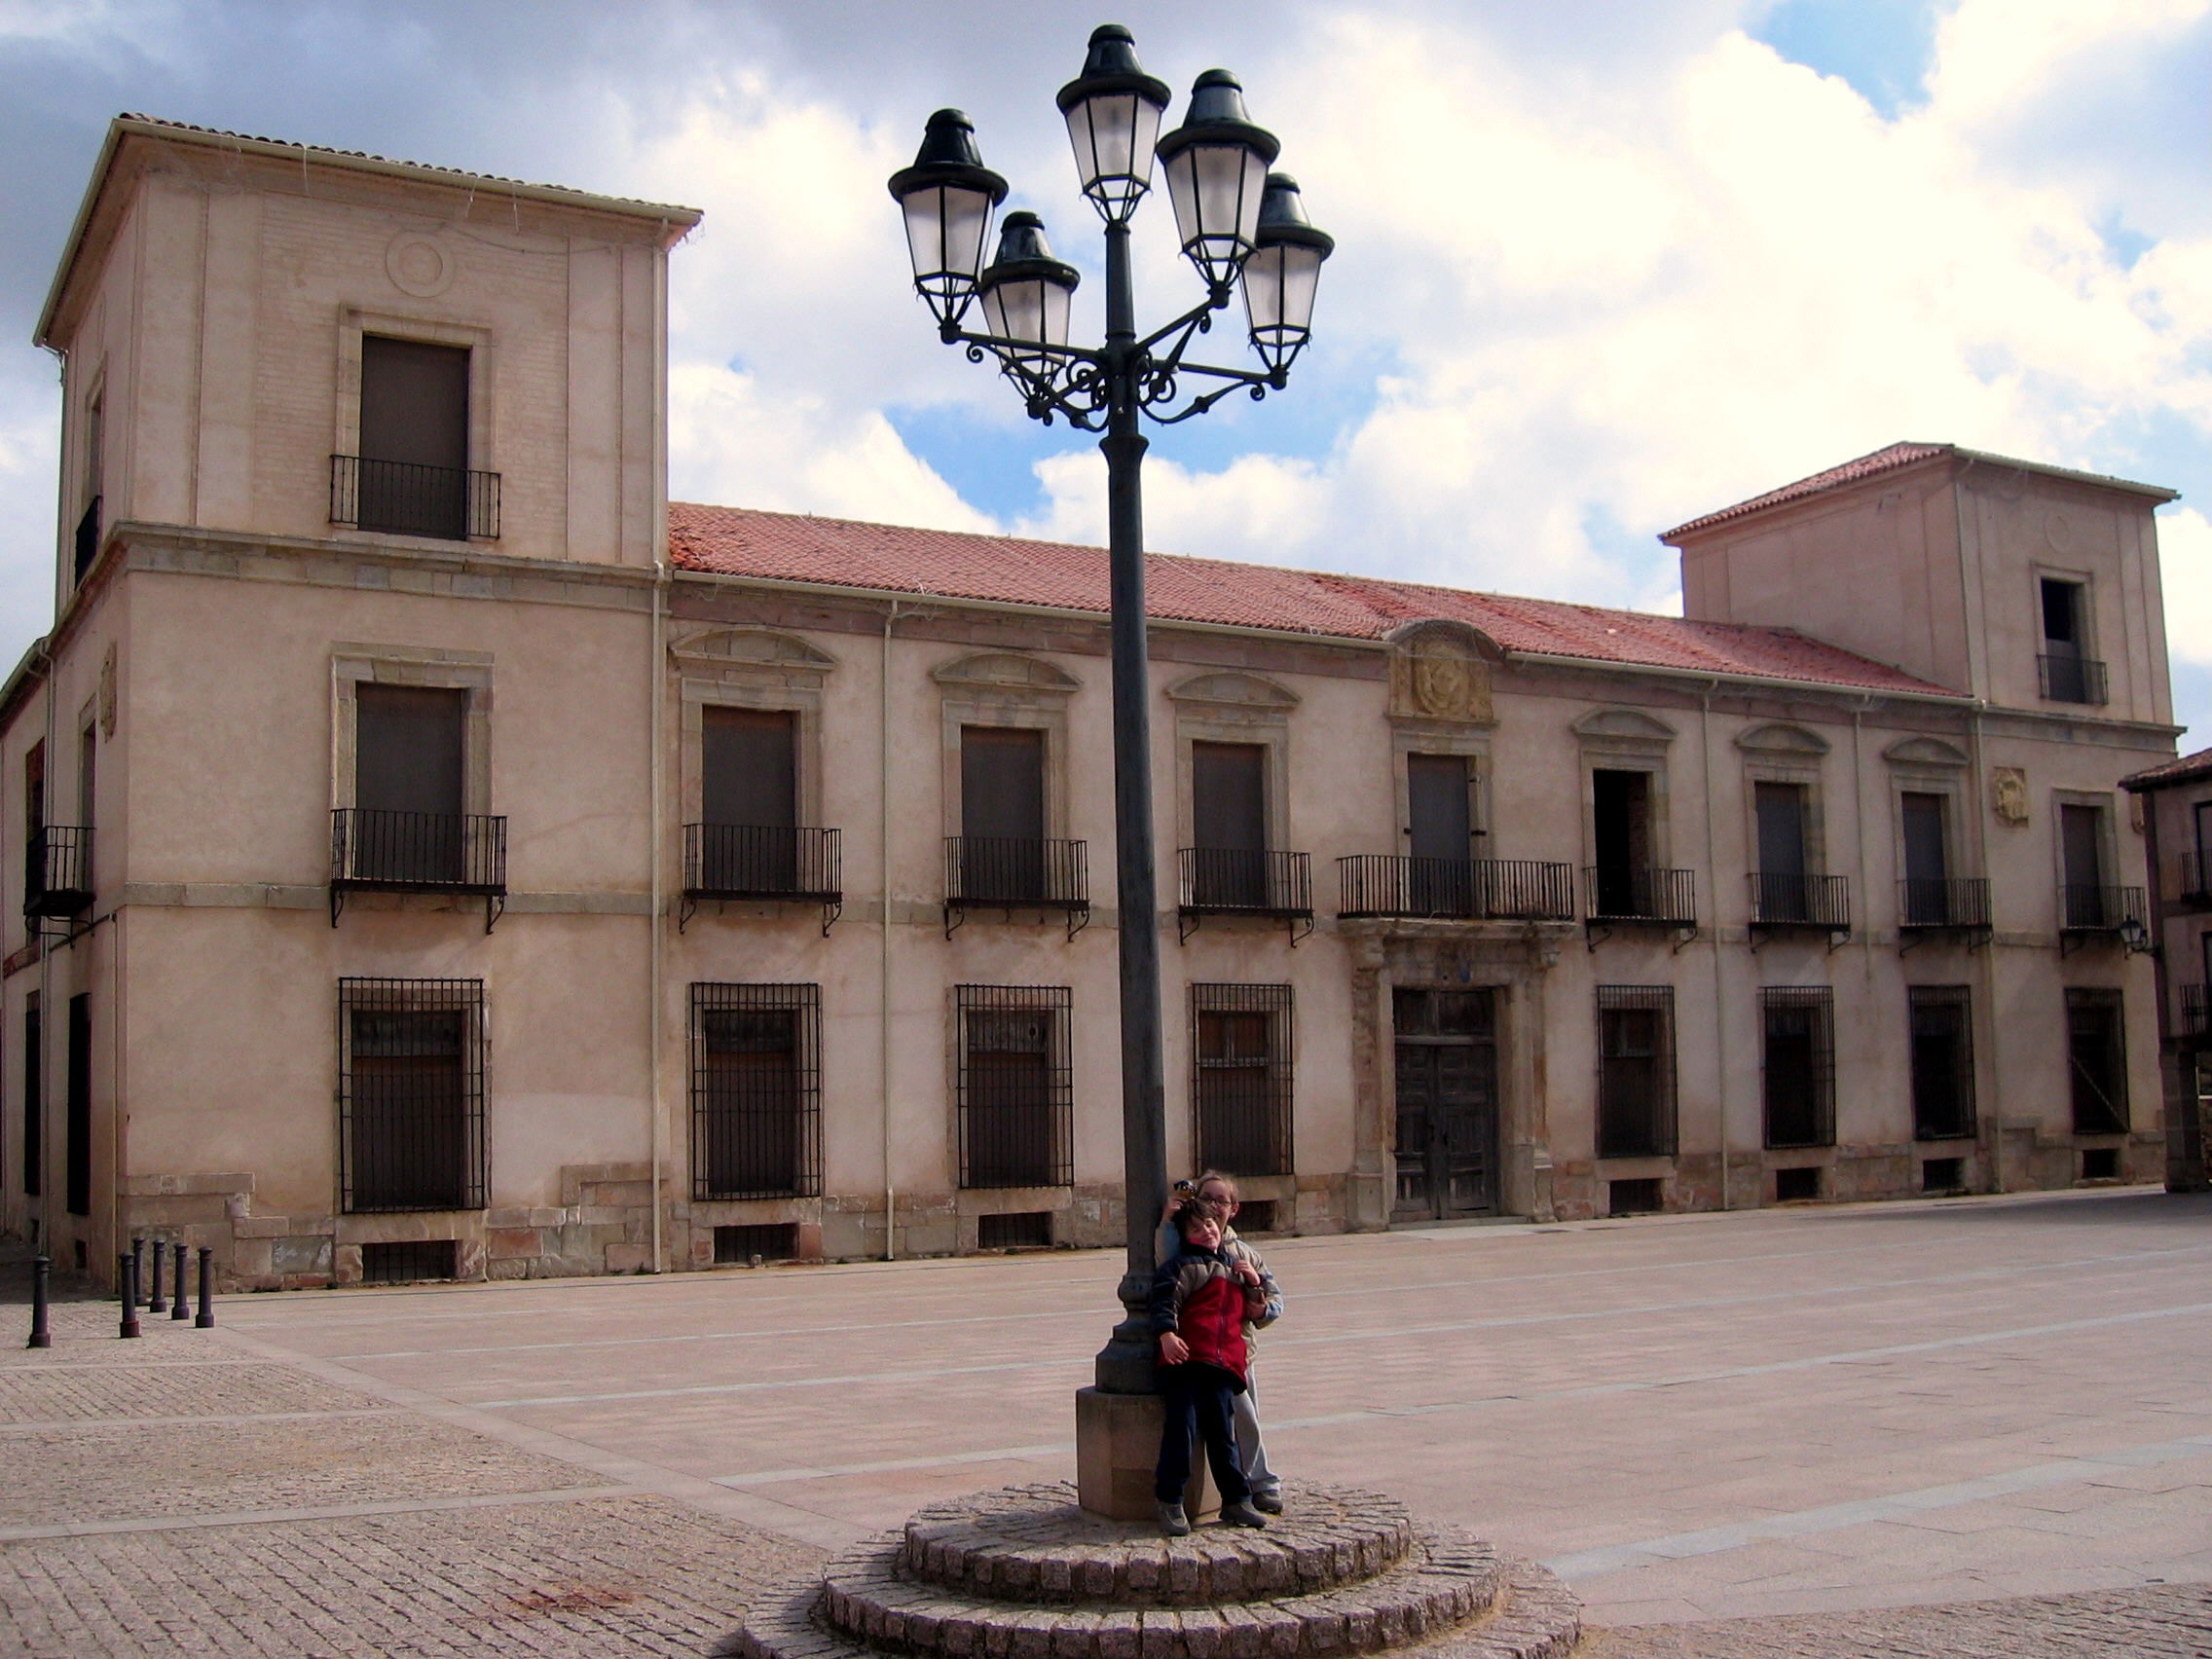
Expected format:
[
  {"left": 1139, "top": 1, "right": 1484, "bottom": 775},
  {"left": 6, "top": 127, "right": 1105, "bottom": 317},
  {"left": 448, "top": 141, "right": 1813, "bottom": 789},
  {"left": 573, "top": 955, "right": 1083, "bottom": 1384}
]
[
  {"left": 735, "top": 1483, "right": 1583, "bottom": 1659},
  {"left": 1075, "top": 1386, "right": 1219, "bottom": 1524}
]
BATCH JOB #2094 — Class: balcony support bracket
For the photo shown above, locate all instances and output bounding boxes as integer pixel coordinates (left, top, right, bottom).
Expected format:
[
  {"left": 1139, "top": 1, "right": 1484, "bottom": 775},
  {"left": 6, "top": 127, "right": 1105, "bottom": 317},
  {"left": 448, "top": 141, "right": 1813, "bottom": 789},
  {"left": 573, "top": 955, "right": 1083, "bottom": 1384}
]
[{"left": 484, "top": 892, "right": 504, "bottom": 935}]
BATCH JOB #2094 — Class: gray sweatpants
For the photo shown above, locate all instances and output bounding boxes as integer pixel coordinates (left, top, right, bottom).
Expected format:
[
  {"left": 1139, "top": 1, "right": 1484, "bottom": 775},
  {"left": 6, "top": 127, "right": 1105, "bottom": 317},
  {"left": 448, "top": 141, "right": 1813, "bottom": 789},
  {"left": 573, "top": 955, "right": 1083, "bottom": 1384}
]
[{"left": 1233, "top": 1371, "right": 1277, "bottom": 1494}]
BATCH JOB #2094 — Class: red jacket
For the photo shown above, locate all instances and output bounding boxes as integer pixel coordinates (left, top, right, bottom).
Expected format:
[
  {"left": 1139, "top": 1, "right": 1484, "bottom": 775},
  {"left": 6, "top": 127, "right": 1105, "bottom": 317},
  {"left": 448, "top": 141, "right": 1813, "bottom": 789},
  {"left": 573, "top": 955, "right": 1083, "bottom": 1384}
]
[{"left": 1149, "top": 1245, "right": 1263, "bottom": 1385}]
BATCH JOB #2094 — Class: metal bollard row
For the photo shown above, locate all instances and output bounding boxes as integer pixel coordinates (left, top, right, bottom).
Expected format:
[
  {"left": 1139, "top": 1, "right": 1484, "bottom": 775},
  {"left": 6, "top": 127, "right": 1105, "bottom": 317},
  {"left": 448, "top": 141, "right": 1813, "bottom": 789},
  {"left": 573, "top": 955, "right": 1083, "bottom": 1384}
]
[
  {"left": 26, "top": 1255, "right": 51, "bottom": 1349},
  {"left": 19, "top": 1244, "right": 220, "bottom": 1347},
  {"left": 118, "top": 1252, "right": 141, "bottom": 1339}
]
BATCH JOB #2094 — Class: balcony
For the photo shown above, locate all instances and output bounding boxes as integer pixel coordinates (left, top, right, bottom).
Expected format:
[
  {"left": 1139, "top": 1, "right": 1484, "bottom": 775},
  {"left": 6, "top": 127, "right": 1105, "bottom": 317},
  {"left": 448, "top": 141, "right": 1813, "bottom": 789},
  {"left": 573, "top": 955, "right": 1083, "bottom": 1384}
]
[
  {"left": 1583, "top": 866, "right": 1697, "bottom": 947},
  {"left": 24, "top": 827, "right": 93, "bottom": 921},
  {"left": 2037, "top": 652, "right": 2108, "bottom": 706},
  {"left": 1897, "top": 877, "right": 1992, "bottom": 949},
  {"left": 682, "top": 824, "right": 842, "bottom": 935},
  {"left": 2058, "top": 883, "right": 2148, "bottom": 955},
  {"left": 329, "top": 808, "right": 507, "bottom": 931},
  {"left": 1748, "top": 872, "right": 1851, "bottom": 945},
  {"left": 2174, "top": 850, "right": 2212, "bottom": 909},
  {"left": 330, "top": 456, "right": 500, "bottom": 542},
  {"left": 1337, "top": 855, "right": 1574, "bottom": 923},
  {"left": 1176, "top": 848, "right": 1313, "bottom": 943},
  {"left": 72, "top": 496, "right": 101, "bottom": 585},
  {"left": 2181, "top": 983, "right": 2207, "bottom": 1046},
  {"left": 944, "top": 836, "right": 1089, "bottom": 939}
]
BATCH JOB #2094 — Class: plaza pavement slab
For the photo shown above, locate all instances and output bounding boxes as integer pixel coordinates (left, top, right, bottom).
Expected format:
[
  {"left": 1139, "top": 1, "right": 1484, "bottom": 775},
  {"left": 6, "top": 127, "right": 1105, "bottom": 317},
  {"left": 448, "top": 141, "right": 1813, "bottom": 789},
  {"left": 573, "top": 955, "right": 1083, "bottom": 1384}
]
[{"left": 3, "top": 1186, "right": 2209, "bottom": 1655}]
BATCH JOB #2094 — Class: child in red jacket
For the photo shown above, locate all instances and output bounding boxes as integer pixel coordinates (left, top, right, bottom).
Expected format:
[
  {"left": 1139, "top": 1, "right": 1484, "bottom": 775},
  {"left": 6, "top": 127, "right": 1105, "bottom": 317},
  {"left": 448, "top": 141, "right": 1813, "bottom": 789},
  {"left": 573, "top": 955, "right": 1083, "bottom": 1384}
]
[{"left": 1149, "top": 1203, "right": 1271, "bottom": 1535}]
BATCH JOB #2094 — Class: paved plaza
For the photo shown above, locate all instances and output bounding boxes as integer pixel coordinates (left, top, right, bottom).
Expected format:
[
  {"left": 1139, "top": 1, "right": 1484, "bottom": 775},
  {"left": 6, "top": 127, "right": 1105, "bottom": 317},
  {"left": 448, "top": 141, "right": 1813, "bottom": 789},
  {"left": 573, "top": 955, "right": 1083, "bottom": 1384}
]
[{"left": 3, "top": 1187, "right": 2210, "bottom": 1655}]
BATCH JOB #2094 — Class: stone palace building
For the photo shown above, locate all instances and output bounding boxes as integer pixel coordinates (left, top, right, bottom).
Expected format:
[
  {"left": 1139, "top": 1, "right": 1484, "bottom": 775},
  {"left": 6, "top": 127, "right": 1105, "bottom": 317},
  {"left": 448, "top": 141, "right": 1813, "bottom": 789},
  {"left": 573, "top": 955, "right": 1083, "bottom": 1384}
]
[{"left": 0, "top": 117, "right": 2186, "bottom": 1289}]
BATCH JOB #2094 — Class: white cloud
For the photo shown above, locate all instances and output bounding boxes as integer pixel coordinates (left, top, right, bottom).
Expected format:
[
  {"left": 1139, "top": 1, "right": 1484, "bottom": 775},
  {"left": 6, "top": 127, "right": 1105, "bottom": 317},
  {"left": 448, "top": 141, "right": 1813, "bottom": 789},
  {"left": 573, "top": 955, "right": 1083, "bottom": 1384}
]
[{"left": 2156, "top": 508, "right": 2212, "bottom": 669}]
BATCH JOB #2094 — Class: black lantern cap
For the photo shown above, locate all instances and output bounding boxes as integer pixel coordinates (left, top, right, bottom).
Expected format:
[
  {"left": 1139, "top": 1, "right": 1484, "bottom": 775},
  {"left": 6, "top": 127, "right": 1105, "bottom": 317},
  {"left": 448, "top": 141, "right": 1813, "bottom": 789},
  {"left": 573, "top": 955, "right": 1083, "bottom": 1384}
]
[
  {"left": 888, "top": 108, "right": 1009, "bottom": 205},
  {"left": 1054, "top": 23, "right": 1170, "bottom": 115},
  {"left": 1254, "top": 172, "right": 1334, "bottom": 256},
  {"left": 981, "top": 211, "right": 1082, "bottom": 292},
  {"left": 1152, "top": 69, "right": 1282, "bottom": 168}
]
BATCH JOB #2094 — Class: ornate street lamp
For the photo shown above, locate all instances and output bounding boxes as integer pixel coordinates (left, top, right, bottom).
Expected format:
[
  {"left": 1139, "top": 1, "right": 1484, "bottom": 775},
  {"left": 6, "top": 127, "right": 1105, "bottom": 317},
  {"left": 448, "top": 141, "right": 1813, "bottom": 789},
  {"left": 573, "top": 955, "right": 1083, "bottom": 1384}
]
[{"left": 891, "top": 25, "right": 1332, "bottom": 1428}]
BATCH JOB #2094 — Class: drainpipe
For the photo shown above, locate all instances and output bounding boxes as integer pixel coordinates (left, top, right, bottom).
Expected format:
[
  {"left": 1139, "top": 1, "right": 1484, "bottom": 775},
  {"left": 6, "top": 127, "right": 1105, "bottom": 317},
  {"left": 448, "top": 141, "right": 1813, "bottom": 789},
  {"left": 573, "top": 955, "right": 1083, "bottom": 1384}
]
[
  {"left": 37, "top": 643, "right": 55, "bottom": 1258},
  {"left": 1700, "top": 685, "right": 1731, "bottom": 1209},
  {"left": 880, "top": 604, "right": 903, "bottom": 1260},
  {"left": 647, "top": 559, "right": 668, "bottom": 1272}
]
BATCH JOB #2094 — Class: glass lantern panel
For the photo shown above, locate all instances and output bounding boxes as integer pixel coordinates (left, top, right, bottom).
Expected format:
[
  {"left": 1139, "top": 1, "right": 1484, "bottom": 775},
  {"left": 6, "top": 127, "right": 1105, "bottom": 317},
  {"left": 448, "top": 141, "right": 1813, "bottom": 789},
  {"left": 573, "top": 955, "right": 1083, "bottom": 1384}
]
[
  {"left": 982, "top": 276, "right": 1047, "bottom": 347},
  {"left": 903, "top": 184, "right": 993, "bottom": 286},
  {"left": 1167, "top": 142, "right": 1270, "bottom": 278}
]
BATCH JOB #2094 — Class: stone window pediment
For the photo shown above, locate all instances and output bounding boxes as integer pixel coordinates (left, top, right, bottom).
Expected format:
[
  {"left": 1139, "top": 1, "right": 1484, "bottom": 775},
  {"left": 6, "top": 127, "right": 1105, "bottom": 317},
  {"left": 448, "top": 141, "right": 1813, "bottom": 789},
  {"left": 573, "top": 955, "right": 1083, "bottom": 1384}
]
[
  {"left": 669, "top": 627, "right": 837, "bottom": 685},
  {"left": 1735, "top": 721, "right": 1830, "bottom": 758},
  {"left": 930, "top": 652, "right": 1081, "bottom": 696},
  {"left": 1572, "top": 708, "right": 1677, "bottom": 754},
  {"left": 1165, "top": 671, "right": 1300, "bottom": 712},
  {"left": 1881, "top": 735, "right": 1970, "bottom": 769}
]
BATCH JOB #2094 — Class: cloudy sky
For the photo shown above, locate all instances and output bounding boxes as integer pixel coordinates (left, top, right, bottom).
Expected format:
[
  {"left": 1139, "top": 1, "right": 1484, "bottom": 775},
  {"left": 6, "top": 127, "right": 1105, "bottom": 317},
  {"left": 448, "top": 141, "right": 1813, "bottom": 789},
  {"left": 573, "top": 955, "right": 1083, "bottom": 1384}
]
[{"left": 1, "top": 0, "right": 2206, "bottom": 728}]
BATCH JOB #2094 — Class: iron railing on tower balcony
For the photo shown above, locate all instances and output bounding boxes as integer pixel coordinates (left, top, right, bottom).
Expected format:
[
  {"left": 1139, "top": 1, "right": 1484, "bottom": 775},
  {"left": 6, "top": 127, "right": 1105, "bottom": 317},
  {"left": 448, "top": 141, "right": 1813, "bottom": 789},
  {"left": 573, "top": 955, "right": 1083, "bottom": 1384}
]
[
  {"left": 1175, "top": 848, "right": 1313, "bottom": 943},
  {"left": 71, "top": 496, "right": 101, "bottom": 584},
  {"left": 1583, "top": 866, "right": 1697, "bottom": 928},
  {"left": 1897, "top": 877, "right": 1992, "bottom": 936},
  {"left": 330, "top": 455, "right": 500, "bottom": 542},
  {"left": 2174, "top": 850, "right": 2212, "bottom": 907},
  {"left": 681, "top": 824, "right": 842, "bottom": 935},
  {"left": 1336, "top": 855, "right": 1574, "bottom": 923},
  {"left": 23, "top": 827, "right": 93, "bottom": 920},
  {"left": 2037, "top": 652, "right": 2108, "bottom": 706},
  {"left": 2058, "top": 883, "right": 2147, "bottom": 951},
  {"left": 1748, "top": 871, "right": 1852, "bottom": 936},
  {"left": 329, "top": 808, "right": 507, "bottom": 931},
  {"left": 944, "top": 836, "right": 1089, "bottom": 939}
]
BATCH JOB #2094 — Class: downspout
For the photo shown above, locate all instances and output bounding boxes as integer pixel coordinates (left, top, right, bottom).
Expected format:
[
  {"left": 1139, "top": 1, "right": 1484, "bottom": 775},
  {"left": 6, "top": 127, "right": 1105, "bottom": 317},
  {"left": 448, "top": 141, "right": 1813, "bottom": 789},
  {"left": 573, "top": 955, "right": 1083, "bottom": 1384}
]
[
  {"left": 648, "top": 558, "right": 668, "bottom": 1271},
  {"left": 1700, "top": 685, "right": 1731, "bottom": 1209},
  {"left": 880, "top": 603, "right": 903, "bottom": 1260},
  {"left": 37, "top": 644, "right": 55, "bottom": 1257}
]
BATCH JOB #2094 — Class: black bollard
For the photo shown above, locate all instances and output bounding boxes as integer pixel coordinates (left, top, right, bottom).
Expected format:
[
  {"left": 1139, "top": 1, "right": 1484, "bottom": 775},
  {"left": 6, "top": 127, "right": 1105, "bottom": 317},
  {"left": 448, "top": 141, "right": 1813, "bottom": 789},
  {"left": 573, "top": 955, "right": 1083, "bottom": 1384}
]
[
  {"left": 130, "top": 1236, "right": 148, "bottom": 1309},
  {"left": 27, "top": 1255, "right": 51, "bottom": 1349},
  {"left": 195, "top": 1246, "right": 214, "bottom": 1329},
  {"left": 170, "top": 1243, "right": 190, "bottom": 1320},
  {"left": 119, "top": 1253, "right": 141, "bottom": 1339},
  {"left": 147, "top": 1238, "right": 169, "bottom": 1317}
]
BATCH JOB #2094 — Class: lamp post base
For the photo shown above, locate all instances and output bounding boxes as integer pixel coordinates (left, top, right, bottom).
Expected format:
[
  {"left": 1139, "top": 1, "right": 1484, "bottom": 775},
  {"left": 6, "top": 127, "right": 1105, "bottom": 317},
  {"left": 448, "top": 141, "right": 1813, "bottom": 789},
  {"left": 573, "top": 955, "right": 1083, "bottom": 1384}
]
[{"left": 1073, "top": 1386, "right": 1221, "bottom": 1524}]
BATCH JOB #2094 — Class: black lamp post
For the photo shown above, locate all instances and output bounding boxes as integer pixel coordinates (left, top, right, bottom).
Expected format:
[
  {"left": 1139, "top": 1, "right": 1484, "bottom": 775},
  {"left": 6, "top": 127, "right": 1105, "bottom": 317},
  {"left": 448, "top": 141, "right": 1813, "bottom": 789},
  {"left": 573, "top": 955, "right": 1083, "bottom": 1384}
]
[{"left": 892, "top": 25, "right": 1332, "bottom": 1396}]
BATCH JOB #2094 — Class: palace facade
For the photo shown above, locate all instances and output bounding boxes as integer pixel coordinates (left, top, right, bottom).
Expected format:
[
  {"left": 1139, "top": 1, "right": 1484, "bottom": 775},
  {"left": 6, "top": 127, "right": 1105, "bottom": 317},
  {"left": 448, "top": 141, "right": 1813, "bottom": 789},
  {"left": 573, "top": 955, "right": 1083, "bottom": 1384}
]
[{"left": 0, "top": 118, "right": 2183, "bottom": 1288}]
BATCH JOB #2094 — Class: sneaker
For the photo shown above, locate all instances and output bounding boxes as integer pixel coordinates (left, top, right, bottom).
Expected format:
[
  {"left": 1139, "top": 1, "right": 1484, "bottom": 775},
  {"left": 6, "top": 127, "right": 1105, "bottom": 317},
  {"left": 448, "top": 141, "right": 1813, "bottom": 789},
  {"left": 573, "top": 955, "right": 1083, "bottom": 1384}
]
[
  {"left": 1218, "top": 1500, "right": 1270, "bottom": 1529},
  {"left": 1158, "top": 1501, "right": 1191, "bottom": 1537},
  {"left": 1251, "top": 1491, "right": 1284, "bottom": 1515}
]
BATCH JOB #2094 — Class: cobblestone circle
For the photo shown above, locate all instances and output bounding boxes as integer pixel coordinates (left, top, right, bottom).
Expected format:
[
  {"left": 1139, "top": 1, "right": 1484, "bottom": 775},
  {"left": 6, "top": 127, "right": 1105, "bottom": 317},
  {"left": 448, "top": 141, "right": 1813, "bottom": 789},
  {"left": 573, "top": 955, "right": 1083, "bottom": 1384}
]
[{"left": 901, "top": 1483, "right": 1420, "bottom": 1605}]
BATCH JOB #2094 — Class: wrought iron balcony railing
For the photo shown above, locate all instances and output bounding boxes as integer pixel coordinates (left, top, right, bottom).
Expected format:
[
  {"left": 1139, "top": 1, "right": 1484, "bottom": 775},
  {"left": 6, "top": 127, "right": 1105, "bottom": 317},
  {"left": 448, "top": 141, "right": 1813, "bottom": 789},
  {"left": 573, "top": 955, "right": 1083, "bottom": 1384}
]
[
  {"left": 1176, "top": 848, "right": 1313, "bottom": 943},
  {"left": 944, "top": 836, "right": 1089, "bottom": 939},
  {"left": 2175, "top": 850, "right": 2212, "bottom": 907},
  {"left": 330, "top": 455, "right": 500, "bottom": 542},
  {"left": 24, "top": 826, "right": 92, "bottom": 920},
  {"left": 2181, "top": 983, "right": 2207, "bottom": 1044},
  {"left": 681, "top": 824, "right": 842, "bottom": 935},
  {"left": 1748, "top": 871, "right": 1851, "bottom": 933},
  {"left": 72, "top": 495, "right": 101, "bottom": 584},
  {"left": 329, "top": 808, "right": 506, "bottom": 930},
  {"left": 1897, "top": 877, "right": 1992, "bottom": 933},
  {"left": 1583, "top": 866, "right": 1697, "bottom": 927},
  {"left": 2038, "top": 652, "right": 2108, "bottom": 706},
  {"left": 2059, "top": 883, "right": 2147, "bottom": 940},
  {"left": 1336, "top": 855, "right": 1575, "bottom": 923}
]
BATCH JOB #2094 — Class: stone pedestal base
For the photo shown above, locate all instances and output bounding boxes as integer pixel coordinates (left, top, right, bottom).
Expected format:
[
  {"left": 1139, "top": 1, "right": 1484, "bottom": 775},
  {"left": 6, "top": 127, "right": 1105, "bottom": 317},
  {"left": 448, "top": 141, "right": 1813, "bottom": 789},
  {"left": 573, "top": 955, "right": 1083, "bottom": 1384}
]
[{"left": 1073, "top": 1386, "right": 1217, "bottom": 1523}]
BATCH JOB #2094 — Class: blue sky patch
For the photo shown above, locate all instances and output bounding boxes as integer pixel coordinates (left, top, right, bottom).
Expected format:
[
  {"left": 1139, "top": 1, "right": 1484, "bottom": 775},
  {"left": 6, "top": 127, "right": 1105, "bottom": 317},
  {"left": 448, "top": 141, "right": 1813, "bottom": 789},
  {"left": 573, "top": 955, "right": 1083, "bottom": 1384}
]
[{"left": 1751, "top": 0, "right": 1939, "bottom": 119}]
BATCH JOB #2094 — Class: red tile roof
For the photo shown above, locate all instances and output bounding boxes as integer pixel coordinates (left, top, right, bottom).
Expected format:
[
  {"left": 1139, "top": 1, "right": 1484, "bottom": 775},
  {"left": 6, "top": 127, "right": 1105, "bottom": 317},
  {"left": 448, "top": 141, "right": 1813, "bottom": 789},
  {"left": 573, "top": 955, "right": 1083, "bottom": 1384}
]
[
  {"left": 670, "top": 503, "right": 1958, "bottom": 698},
  {"left": 1663, "top": 441, "right": 2176, "bottom": 540},
  {"left": 2120, "top": 746, "right": 2212, "bottom": 792}
]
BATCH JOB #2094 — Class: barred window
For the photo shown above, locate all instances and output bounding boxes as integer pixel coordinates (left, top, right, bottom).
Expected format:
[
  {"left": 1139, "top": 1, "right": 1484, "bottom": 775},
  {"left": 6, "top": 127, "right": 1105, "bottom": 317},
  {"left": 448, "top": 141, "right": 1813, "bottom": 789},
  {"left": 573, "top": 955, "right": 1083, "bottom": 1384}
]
[
  {"left": 1597, "top": 986, "right": 1676, "bottom": 1159},
  {"left": 339, "top": 978, "right": 486, "bottom": 1213},
  {"left": 1759, "top": 986, "right": 1834, "bottom": 1150},
  {"left": 1193, "top": 984, "right": 1293, "bottom": 1177},
  {"left": 691, "top": 983, "right": 821, "bottom": 1200},
  {"left": 2065, "top": 988, "right": 2128, "bottom": 1135},
  {"left": 956, "top": 985, "right": 1072, "bottom": 1189},
  {"left": 1908, "top": 986, "right": 1975, "bottom": 1141}
]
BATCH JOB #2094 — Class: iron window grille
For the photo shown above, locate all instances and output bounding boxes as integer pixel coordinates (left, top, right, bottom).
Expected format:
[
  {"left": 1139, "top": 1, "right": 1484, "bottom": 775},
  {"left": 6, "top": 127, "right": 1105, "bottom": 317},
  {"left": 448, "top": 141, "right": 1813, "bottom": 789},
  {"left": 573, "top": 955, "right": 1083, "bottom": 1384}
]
[
  {"left": 955, "top": 985, "right": 1074, "bottom": 1189},
  {"left": 23, "top": 826, "right": 93, "bottom": 920},
  {"left": 1907, "top": 985, "right": 1976, "bottom": 1141},
  {"left": 1336, "top": 856, "right": 1575, "bottom": 922},
  {"left": 1759, "top": 986, "right": 1835, "bottom": 1150},
  {"left": 2176, "top": 850, "right": 2212, "bottom": 907},
  {"left": 329, "top": 808, "right": 507, "bottom": 931},
  {"left": 329, "top": 455, "right": 500, "bottom": 541},
  {"left": 338, "top": 978, "right": 487, "bottom": 1215},
  {"left": 689, "top": 983, "right": 822, "bottom": 1201},
  {"left": 2037, "top": 652, "right": 2108, "bottom": 706},
  {"left": 2182, "top": 982, "right": 2207, "bottom": 1044},
  {"left": 1192, "top": 983, "right": 1295, "bottom": 1177},
  {"left": 1596, "top": 985, "right": 1677, "bottom": 1160},
  {"left": 681, "top": 825, "right": 843, "bottom": 935},
  {"left": 943, "top": 837, "right": 1090, "bottom": 940},
  {"left": 2064, "top": 988, "right": 2129, "bottom": 1135}
]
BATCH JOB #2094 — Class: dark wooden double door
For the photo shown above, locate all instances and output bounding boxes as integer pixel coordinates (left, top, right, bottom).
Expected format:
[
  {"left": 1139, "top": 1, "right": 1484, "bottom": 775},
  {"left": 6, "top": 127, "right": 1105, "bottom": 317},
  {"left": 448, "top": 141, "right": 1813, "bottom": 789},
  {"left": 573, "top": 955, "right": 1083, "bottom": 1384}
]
[{"left": 1392, "top": 987, "right": 1498, "bottom": 1220}]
